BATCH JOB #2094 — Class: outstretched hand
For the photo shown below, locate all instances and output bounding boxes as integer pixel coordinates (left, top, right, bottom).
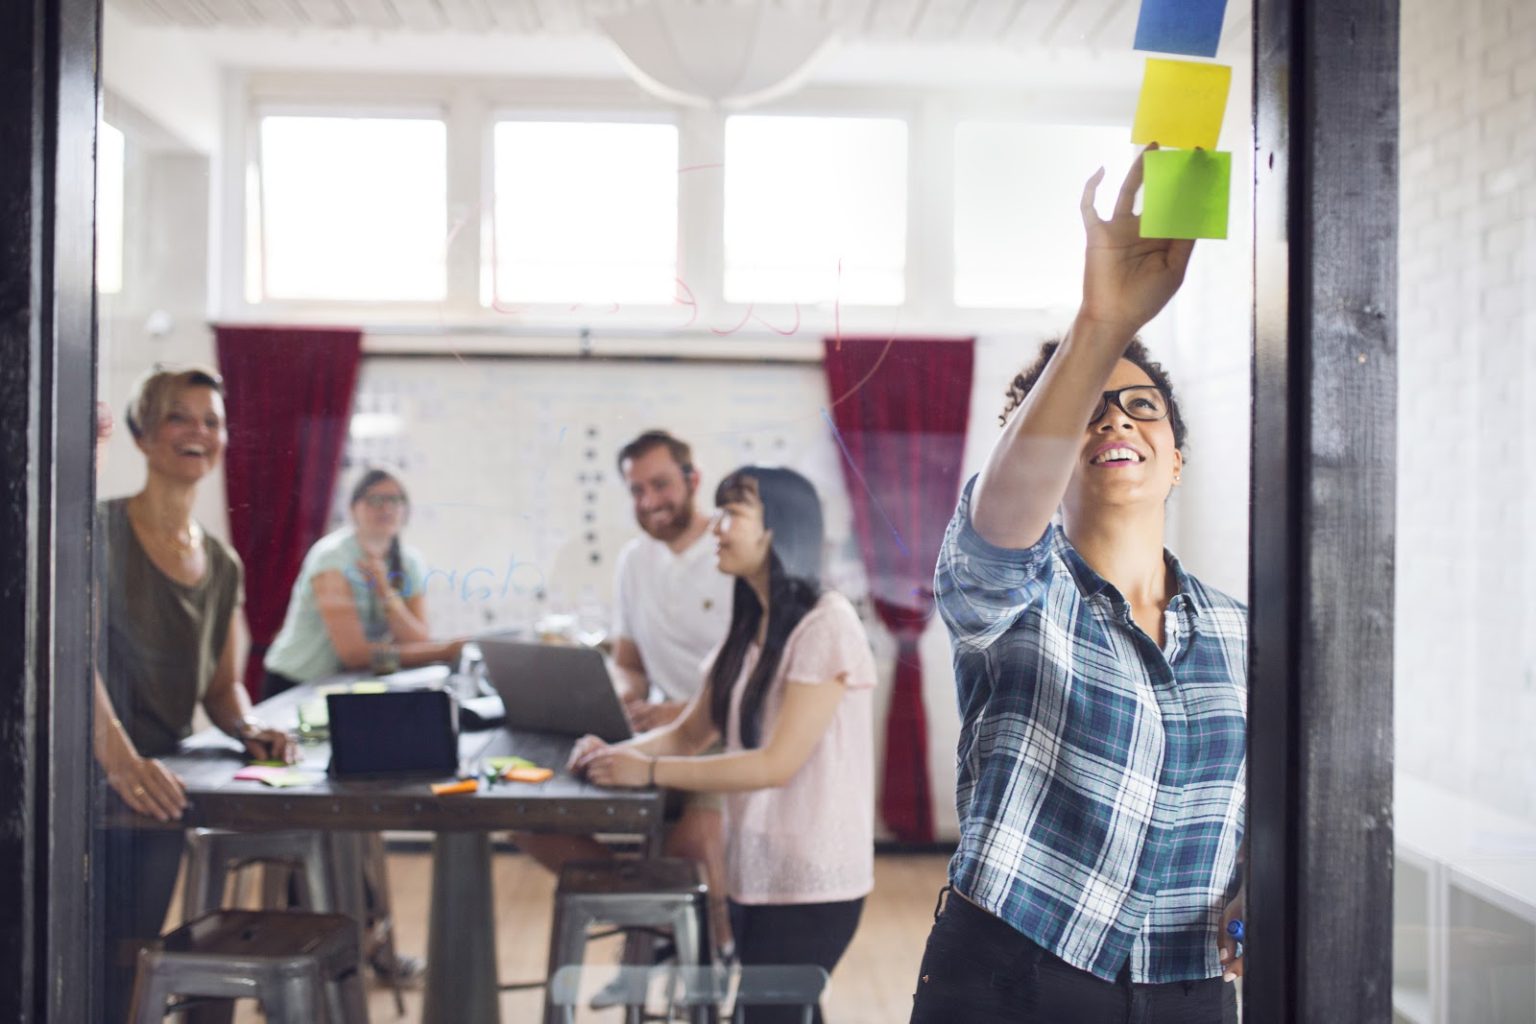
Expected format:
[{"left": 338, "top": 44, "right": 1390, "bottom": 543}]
[{"left": 1078, "top": 143, "right": 1196, "bottom": 336}]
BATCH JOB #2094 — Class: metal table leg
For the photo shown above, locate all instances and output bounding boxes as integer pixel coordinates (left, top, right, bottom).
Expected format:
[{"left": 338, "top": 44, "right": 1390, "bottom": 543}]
[{"left": 423, "top": 832, "right": 501, "bottom": 1024}]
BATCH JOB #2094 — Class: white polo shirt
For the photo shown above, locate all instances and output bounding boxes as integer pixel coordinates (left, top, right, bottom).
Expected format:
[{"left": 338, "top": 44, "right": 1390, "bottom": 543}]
[{"left": 611, "top": 528, "right": 734, "bottom": 703}]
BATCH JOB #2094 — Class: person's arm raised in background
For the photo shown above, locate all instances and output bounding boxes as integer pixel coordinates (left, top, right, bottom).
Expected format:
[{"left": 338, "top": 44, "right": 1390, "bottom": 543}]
[{"left": 970, "top": 144, "right": 1195, "bottom": 549}]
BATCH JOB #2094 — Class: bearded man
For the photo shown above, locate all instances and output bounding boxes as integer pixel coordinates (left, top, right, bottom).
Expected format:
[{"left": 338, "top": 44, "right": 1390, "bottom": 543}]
[
  {"left": 518, "top": 429, "right": 734, "bottom": 957},
  {"left": 610, "top": 430, "right": 733, "bottom": 729}
]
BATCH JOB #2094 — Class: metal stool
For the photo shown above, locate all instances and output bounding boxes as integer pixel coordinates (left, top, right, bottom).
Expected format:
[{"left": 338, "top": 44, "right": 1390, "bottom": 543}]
[
  {"left": 182, "top": 829, "right": 348, "bottom": 921},
  {"left": 127, "top": 909, "right": 369, "bottom": 1024},
  {"left": 544, "top": 858, "right": 713, "bottom": 1024},
  {"left": 182, "top": 829, "right": 410, "bottom": 1016}
]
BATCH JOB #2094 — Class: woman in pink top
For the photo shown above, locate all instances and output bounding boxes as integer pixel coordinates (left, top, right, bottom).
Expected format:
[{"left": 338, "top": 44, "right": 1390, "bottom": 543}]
[{"left": 578, "top": 466, "right": 877, "bottom": 1023}]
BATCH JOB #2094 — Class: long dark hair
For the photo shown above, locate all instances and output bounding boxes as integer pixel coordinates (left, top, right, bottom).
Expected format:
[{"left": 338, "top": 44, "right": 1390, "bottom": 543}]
[
  {"left": 350, "top": 468, "right": 408, "bottom": 592},
  {"left": 707, "top": 467, "right": 825, "bottom": 748}
]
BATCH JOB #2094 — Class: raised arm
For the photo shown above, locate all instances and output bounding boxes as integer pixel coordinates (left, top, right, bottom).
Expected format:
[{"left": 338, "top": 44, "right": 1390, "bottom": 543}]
[{"left": 971, "top": 146, "right": 1195, "bottom": 548}]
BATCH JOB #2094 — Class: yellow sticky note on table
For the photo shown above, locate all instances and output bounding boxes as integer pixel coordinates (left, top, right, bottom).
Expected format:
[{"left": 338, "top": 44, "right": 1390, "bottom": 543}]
[
  {"left": 1132, "top": 59, "right": 1232, "bottom": 151},
  {"left": 1141, "top": 149, "right": 1231, "bottom": 240}
]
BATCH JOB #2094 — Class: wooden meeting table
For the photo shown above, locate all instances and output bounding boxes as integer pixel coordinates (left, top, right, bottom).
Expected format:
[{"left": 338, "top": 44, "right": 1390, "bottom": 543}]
[{"left": 107, "top": 676, "right": 663, "bottom": 1023}]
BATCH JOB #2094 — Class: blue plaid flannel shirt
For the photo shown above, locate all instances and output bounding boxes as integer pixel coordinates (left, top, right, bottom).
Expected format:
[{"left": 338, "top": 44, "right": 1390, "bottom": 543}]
[{"left": 935, "top": 477, "right": 1247, "bottom": 984}]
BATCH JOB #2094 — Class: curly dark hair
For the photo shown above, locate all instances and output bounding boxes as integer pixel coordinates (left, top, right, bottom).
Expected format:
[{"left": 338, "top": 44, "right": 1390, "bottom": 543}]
[{"left": 999, "top": 338, "right": 1189, "bottom": 453}]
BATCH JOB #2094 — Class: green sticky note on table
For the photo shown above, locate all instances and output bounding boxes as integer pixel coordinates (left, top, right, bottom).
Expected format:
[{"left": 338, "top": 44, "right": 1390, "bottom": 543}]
[
  {"left": 1132, "top": 58, "right": 1232, "bottom": 151},
  {"left": 1141, "top": 149, "right": 1231, "bottom": 240},
  {"left": 264, "top": 770, "right": 326, "bottom": 788}
]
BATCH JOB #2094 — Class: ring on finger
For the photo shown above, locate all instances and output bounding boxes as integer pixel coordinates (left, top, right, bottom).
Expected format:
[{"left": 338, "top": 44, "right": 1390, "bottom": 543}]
[{"left": 132, "top": 784, "right": 146, "bottom": 796}]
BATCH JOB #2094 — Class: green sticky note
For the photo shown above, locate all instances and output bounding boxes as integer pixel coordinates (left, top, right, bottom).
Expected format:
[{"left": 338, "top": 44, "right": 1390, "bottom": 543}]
[
  {"left": 487, "top": 756, "right": 537, "bottom": 772},
  {"left": 350, "top": 681, "right": 389, "bottom": 694},
  {"left": 263, "top": 770, "right": 326, "bottom": 789},
  {"left": 1132, "top": 58, "right": 1232, "bottom": 151},
  {"left": 1141, "top": 149, "right": 1231, "bottom": 240}
]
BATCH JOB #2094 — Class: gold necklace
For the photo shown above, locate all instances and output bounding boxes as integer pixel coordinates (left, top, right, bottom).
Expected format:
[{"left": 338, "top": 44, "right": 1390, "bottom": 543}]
[{"left": 128, "top": 500, "right": 202, "bottom": 555}]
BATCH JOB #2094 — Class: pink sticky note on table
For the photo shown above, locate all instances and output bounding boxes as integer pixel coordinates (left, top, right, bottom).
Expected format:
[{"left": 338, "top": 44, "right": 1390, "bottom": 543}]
[{"left": 233, "top": 765, "right": 289, "bottom": 782}]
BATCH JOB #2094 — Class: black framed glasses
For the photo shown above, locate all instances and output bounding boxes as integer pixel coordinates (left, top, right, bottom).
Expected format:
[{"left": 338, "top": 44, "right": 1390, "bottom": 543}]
[
  {"left": 1089, "top": 385, "right": 1170, "bottom": 425},
  {"left": 361, "top": 493, "right": 407, "bottom": 509}
]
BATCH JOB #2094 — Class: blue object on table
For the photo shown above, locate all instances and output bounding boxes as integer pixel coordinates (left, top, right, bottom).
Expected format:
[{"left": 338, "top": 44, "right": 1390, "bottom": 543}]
[{"left": 1134, "top": 0, "right": 1229, "bottom": 58}]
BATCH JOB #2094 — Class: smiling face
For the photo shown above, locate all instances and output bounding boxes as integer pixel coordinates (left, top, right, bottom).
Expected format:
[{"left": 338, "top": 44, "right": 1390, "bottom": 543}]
[
  {"left": 622, "top": 444, "right": 698, "bottom": 543},
  {"left": 351, "top": 476, "right": 408, "bottom": 543},
  {"left": 135, "top": 384, "right": 226, "bottom": 485},
  {"left": 712, "top": 490, "right": 772, "bottom": 580},
  {"left": 1062, "top": 358, "right": 1183, "bottom": 518}
]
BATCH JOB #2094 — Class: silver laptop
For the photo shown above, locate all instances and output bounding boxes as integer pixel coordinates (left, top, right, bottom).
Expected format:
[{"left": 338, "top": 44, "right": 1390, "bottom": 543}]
[{"left": 478, "top": 638, "right": 634, "bottom": 743}]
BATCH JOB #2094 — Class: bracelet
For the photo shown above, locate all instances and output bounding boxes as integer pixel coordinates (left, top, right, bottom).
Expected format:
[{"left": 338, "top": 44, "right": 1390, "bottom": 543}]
[
  {"left": 647, "top": 755, "right": 658, "bottom": 787},
  {"left": 236, "top": 717, "right": 268, "bottom": 740}
]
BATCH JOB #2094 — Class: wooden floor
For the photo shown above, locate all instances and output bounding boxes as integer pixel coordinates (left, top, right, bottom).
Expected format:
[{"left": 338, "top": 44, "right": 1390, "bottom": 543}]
[{"left": 224, "top": 850, "right": 949, "bottom": 1023}]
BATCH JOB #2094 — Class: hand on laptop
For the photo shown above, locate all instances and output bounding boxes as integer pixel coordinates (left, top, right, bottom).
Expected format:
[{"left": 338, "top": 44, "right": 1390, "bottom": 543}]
[
  {"left": 625, "top": 698, "right": 685, "bottom": 732},
  {"left": 568, "top": 734, "right": 610, "bottom": 772},
  {"left": 582, "top": 746, "right": 653, "bottom": 789}
]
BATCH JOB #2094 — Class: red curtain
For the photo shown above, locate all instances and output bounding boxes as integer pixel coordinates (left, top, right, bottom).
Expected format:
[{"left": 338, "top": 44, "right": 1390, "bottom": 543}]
[
  {"left": 823, "top": 336, "right": 975, "bottom": 843},
  {"left": 216, "top": 325, "right": 363, "bottom": 697}
]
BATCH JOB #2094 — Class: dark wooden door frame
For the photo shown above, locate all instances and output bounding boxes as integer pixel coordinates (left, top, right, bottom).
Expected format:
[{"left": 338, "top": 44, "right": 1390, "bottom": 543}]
[
  {"left": 1249, "top": 0, "right": 1398, "bottom": 1021},
  {"left": 0, "top": 0, "right": 100, "bottom": 1020},
  {"left": 0, "top": 0, "right": 1398, "bottom": 1019}
]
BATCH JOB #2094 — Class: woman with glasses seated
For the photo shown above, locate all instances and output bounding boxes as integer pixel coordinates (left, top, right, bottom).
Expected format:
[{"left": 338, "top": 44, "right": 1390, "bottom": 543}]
[
  {"left": 95, "top": 366, "right": 298, "bottom": 1020},
  {"left": 261, "top": 468, "right": 464, "bottom": 698},
  {"left": 907, "top": 150, "right": 1247, "bottom": 1024},
  {"left": 261, "top": 468, "right": 466, "bottom": 985},
  {"left": 576, "top": 466, "right": 877, "bottom": 1024}
]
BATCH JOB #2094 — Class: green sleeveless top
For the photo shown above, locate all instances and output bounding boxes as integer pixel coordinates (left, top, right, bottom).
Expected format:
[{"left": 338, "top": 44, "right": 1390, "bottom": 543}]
[{"left": 98, "top": 498, "right": 244, "bottom": 758}]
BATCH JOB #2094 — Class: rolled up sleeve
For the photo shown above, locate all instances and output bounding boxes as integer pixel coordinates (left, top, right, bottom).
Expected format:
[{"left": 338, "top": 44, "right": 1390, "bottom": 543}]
[{"left": 934, "top": 475, "right": 1055, "bottom": 652}]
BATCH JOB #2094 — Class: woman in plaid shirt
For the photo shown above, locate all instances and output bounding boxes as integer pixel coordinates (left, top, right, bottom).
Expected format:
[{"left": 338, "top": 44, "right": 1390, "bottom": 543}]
[{"left": 910, "top": 149, "right": 1246, "bottom": 1023}]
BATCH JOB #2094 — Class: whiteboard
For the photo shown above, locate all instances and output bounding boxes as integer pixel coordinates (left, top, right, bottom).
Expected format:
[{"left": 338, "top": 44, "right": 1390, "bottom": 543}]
[{"left": 337, "top": 356, "right": 866, "bottom": 639}]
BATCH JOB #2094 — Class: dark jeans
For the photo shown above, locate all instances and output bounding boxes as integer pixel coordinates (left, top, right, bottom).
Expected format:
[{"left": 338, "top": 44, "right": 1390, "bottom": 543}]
[
  {"left": 102, "top": 827, "right": 186, "bottom": 1023},
  {"left": 728, "top": 896, "right": 865, "bottom": 1024},
  {"left": 909, "top": 888, "right": 1238, "bottom": 1024}
]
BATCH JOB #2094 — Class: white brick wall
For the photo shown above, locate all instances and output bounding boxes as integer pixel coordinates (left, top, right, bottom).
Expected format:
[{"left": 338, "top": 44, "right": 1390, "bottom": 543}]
[{"left": 1398, "top": 0, "right": 1536, "bottom": 822}]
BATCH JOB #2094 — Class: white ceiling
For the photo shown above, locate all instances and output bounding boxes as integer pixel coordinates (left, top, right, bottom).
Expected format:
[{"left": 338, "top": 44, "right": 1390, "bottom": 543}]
[
  {"left": 107, "top": 0, "right": 1170, "bottom": 48},
  {"left": 103, "top": 0, "right": 1252, "bottom": 112}
]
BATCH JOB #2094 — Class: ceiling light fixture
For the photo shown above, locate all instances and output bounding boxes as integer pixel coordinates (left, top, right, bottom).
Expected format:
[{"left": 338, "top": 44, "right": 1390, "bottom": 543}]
[{"left": 597, "top": 1, "right": 840, "bottom": 109}]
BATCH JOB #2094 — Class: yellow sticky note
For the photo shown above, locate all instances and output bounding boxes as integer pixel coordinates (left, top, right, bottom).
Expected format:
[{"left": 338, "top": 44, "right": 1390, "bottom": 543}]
[{"left": 1132, "top": 59, "right": 1232, "bottom": 151}]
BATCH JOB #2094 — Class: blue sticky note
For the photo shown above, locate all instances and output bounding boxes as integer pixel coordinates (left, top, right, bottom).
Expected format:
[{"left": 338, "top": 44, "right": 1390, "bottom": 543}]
[{"left": 1134, "top": 0, "right": 1229, "bottom": 58}]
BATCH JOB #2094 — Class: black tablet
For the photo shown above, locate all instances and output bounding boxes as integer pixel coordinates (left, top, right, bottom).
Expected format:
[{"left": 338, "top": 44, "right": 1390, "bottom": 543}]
[{"left": 327, "top": 688, "right": 460, "bottom": 778}]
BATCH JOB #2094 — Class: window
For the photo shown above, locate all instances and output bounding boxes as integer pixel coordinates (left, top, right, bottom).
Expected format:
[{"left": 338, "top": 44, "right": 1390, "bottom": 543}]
[
  {"left": 724, "top": 115, "right": 907, "bottom": 306},
  {"left": 96, "top": 120, "right": 124, "bottom": 295},
  {"left": 490, "top": 120, "right": 679, "bottom": 306},
  {"left": 255, "top": 115, "right": 447, "bottom": 302},
  {"left": 954, "top": 122, "right": 1136, "bottom": 308}
]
